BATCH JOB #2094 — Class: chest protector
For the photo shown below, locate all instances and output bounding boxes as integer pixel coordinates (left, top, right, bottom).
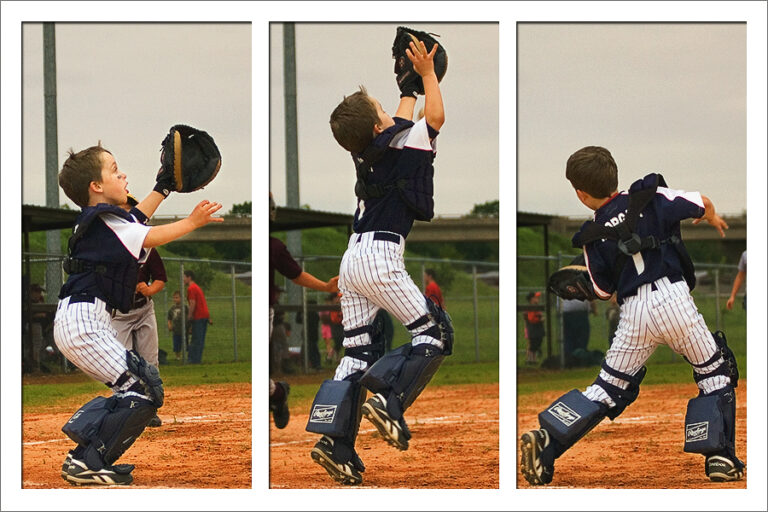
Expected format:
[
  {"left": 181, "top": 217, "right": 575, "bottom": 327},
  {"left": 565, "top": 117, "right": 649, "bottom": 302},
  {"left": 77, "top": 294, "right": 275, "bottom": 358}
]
[
  {"left": 354, "top": 121, "right": 435, "bottom": 222},
  {"left": 62, "top": 204, "right": 141, "bottom": 313},
  {"left": 572, "top": 174, "right": 696, "bottom": 290}
]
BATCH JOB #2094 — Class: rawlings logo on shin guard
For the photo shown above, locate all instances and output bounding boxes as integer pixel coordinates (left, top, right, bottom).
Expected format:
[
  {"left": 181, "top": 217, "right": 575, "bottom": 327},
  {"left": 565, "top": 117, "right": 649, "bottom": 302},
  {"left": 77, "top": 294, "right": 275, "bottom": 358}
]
[{"left": 310, "top": 405, "right": 338, "bottom": 424}]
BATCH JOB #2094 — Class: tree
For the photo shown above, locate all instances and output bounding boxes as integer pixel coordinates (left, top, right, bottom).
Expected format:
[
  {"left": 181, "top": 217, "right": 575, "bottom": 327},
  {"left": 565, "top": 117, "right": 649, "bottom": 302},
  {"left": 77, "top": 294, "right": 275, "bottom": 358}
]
[
  {"left": 229, "top": 201, "right": 252, "bottom": 216},
  {"left": 468, "top": 200, "right": 499, "bottom": 218}
]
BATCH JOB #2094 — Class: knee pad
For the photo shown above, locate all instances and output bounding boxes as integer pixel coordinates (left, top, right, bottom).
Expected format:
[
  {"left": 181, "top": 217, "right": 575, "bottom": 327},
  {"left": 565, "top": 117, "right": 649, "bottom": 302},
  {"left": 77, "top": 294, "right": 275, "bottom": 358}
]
[
  {"left": 342, "top": 317, "right": 388, "bottom": 366},
  {"left": 690, "top": 331, "right": 739, "bottom": 389},
  {"left": 407, "top": 297, "right": 455, "bottom": 354},
  {"left": 684, "top": 385, "right": 737, "bottom": 455},
  {"left": 593, "top": 363, "right": 647, "bottom": 420},
  {"left": 538, "top": 389, "right": 607, "bottom": 453},
  {"left": 126, "top": 350, "right": 164, "bottom": 407},
  {"left": 62, "top": 394, "right": 156, "bottom": 470},
  {"left": 359, "top": 342, "right": 445, "bottom": 421},
  {"left": 306, "top": 373, "right": 365, "bottom": 440}
]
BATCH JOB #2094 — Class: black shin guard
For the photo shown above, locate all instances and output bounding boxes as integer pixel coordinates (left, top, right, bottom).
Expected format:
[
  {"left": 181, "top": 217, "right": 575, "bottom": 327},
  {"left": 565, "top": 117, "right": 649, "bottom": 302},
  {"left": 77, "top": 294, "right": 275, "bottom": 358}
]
[
  {"left": 360, "top": 342, "right": 446, "bottom": 423},
  {"left": 306, "top": 373, "right": 366, "bottom": 468},
  {"left": 538, "top": 389, "right": 608, "bottom": 457},
  {"left": 62, "top": 395, "right": 156, "bottom": 470},
  {"left": 684, "top": 385, "right": 738, "bottom": 458}
]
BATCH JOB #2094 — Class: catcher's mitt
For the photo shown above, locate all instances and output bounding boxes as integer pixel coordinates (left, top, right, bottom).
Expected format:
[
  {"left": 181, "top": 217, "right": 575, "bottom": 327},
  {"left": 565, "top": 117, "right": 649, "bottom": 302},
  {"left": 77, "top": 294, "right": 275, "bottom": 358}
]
[
  {"left": 548, "top": 265, "right": 598, "bottom": 301},
  {"left": 154, "top": 124, "right": 221, "bottom": 196},
  {"left": 392, "top": 26, "right": 448, "bottom": 98}
]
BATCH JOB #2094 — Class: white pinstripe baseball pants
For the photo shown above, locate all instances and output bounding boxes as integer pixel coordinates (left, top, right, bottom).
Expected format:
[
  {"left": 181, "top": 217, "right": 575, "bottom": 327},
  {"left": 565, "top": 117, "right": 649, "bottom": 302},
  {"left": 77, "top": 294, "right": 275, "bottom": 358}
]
[
  {"left": 53, "top": 296, "right": 140, "bottom": 393},
  {"left": 584, "top": 276, "right": 729, "bottom": 406},
  {"left": 334, "top": 231, "right": 440, "bottom": 380}
]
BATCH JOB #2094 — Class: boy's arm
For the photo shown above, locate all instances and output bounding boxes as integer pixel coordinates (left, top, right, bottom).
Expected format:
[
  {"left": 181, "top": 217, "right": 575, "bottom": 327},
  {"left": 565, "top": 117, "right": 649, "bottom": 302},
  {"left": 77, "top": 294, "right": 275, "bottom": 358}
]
[
  {"left": 394, "top": 96, "right": 417, "bottom": 121},
  {"left": 408, "top": 40, "right": 445, "bottom": 131},
  {"left": 692, "top": 195, "right": 728, "bottom": 237},
  {"left": 135, "top": 191, "right": 167, "bottom": 220},
  {"left": 143, "top": 200, "right": 223, "bottom": 248},
  {"left": 292, "top": 272, "right": 340, "bottom": 294}
]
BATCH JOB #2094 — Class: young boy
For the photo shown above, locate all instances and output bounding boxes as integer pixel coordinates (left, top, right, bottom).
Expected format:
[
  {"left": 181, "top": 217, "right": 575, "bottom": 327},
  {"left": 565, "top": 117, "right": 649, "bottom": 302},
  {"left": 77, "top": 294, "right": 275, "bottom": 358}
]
[
  {"left": 54, "top": 143, "right": 222, "bottom": 485},
  {"left": 523, "top": 291, "right": 544, "bottom": 364},
  {"left": 167, "top": 290, "right": 188, "bottom": 361},
  {"left": 520, "top": 146, "right": 743, "bottom": 485},
  {"left": 305, "top": 39, "right": 453, "bottom": 486}
]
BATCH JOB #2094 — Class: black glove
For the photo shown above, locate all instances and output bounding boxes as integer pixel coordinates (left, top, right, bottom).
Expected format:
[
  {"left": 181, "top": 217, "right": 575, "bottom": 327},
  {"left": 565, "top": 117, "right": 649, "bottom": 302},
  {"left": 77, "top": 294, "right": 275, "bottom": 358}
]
[{"left": 392, "top": 26, "right": 448, "bottom": 98}]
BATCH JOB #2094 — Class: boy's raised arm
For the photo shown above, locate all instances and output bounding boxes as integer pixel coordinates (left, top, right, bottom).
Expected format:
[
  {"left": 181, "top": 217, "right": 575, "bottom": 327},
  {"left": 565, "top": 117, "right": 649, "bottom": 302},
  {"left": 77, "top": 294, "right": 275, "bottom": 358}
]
[
  {"left": 143, "top": 200, "right": 223, "bottom": 248},
  {"left": 408, "top": 40, "right": 445, "bottom": 131}
]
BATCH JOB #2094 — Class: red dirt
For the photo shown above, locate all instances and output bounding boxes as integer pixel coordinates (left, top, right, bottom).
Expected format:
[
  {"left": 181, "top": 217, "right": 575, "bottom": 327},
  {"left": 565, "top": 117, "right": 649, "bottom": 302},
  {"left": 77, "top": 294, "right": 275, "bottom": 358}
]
[
  {"left": 516, "top": 381, "right": 747, "bottom": 488},
  {"left": 22, "top": 383, "right": 251, "bottom": 489},
  {"left": 269, "top": 383, "right": 500, "bottom": 489}
]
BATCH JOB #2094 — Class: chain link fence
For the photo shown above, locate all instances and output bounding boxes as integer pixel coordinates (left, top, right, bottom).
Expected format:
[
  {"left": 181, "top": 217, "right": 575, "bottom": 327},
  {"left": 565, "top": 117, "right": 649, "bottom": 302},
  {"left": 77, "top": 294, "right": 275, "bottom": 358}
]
[
  {"left": 272, "top": 255, "right": 499, "bottom": 374},
  {"left": 517, "top": 252, "right": 747, "bottom": 370},
  {"left": 22, "top": 252, "right": 251, "bottom": 373}
]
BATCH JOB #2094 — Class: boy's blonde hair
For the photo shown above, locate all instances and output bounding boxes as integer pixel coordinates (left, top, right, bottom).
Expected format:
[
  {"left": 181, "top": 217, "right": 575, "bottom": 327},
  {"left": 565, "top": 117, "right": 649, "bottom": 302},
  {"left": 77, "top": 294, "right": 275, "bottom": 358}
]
[
  {"left": 329, "top": 86, "right": 379, "bottom": 154},
  {"left": 58, "top": 143, "right": 111, "bottom": 208},
  {"left": 565, "top": 146, "right": 619, "bottom": 199}
]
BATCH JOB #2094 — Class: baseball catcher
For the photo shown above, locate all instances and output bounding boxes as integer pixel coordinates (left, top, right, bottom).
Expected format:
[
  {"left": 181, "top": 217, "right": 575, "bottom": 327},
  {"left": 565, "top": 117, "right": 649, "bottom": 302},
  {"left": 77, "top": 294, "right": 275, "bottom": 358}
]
[
  {"left": 307, "top": 26, "right": 451, "bottom": 486},
  {"left": 520, "top": 146, "right": 742, "bottom": 486},
  {"left": 54, "top": 130, "right": 223, "bottom": 485},
  {"left": 153, "top": 124, "right": 222, "bottom": 197}
]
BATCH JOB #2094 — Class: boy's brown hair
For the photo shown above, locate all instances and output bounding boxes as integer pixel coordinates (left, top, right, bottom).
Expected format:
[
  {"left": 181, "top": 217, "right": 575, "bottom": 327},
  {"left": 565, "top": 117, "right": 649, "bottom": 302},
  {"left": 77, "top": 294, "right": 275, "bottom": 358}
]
[
  {"left": 329, "top": 86, "right": 379, "bottom": 154},
  {"left": 565, "top": 146, "right": 619, "bottom": 199},
  {"left": 58, "top": 144, "right": 111, "bottom": 208}
]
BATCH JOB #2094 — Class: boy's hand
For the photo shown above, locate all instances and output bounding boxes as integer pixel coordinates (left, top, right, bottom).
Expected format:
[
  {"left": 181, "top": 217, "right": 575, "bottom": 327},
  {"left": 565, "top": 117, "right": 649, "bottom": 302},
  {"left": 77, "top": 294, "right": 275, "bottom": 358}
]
[
  {"left": 693, "top": 195, "right": 728, "bottom": 237},
  {"left": 327, "top": 276, "right": 340, "bottom": 293},
  {"left": 189, "top": 200, "right": 224, "bottom": 228},
  {"left": 693, "top": 212, "right": 728, "bottom": 237},
  {"left": 406, "top": 40, "right": 438, "bottom": 78}
]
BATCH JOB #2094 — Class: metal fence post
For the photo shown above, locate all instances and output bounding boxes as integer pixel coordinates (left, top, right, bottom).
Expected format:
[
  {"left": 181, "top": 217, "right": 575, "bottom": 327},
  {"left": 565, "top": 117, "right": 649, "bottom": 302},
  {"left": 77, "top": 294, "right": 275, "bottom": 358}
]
[
  {"left": 472, "top": 265, "right": 480, "bottom": 362},
  {"left": 714, "top": 267, "right": 721, "bottom": 332},
  {"left": 301, "top": 260, "right": 309, "bottom": 373},
  {"left": 180, "top": 261, "right": 186, "bottom": 366},
  {"left": 231, "top": 264, "right": 238, "bottom": 362},
  {"left": 556, "top": 252, "right": 565, "bottom": 369}
]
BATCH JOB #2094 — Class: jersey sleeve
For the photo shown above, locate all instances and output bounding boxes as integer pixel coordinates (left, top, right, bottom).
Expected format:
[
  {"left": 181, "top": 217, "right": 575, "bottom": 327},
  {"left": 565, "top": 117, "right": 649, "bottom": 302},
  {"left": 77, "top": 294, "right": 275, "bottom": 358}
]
[
  {"left": 582, "top": 245, "right": 615, "bottom": 299},
  {"left": 402, "top": 117, "right": 437, "bottom": 152},
  {"left": 271, "top": 238, "right": 302, "bottom": 280},
  {"left": 146, "top": 248, "right": 168, "bottom": 282},
  {"left": 655, "top": 186, "right": 705, "bottom": 222},
  {"left": 100, "top": 213, "right": 151, "bottom": 260}
]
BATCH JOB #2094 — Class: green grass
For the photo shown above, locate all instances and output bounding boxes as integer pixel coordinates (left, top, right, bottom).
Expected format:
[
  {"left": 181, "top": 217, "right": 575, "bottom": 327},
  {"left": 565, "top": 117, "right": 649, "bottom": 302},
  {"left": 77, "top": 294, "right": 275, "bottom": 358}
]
[{"left": 22, "top": 361, "right": 251, "bottom": 411}]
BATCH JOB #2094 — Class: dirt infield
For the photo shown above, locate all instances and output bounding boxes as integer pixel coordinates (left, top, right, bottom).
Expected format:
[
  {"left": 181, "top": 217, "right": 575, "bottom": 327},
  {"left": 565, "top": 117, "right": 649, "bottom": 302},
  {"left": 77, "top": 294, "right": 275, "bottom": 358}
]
[
  {"left": 516, "top": 381, "right": 747, "bottom": 488},
  {"left": 22, "top": 382, "right": 251, "bottom": 488},
  {"left": 269, "top": 383, "right": 499, "bottom": 489}
]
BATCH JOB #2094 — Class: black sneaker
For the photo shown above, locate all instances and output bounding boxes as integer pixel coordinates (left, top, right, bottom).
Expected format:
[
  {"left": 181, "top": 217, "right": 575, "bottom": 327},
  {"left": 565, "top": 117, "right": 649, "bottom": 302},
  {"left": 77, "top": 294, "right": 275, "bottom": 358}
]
[
  {"left": 65, "top": 458, "right": 134, "bottom": 486},
  {"left": 60, "top": 452, "right": 73, "bottom": 481},
  {"left": 361, "top": 393, "right": 409, "bottom": 451},
  {"left": 520, "top": 429, "right": 554, "bottom": 485},
  {"left": 270, "top": 381, "right": 290, "bottom": 429},
  {"left": 147, "top": 414, "right": 162, "bottom": 427},
  {"left": 310, "top": 436, "right": 363, "bottom": 485},
  {"left": 706, "top": 455, "right": 745, "bottom": 482}
]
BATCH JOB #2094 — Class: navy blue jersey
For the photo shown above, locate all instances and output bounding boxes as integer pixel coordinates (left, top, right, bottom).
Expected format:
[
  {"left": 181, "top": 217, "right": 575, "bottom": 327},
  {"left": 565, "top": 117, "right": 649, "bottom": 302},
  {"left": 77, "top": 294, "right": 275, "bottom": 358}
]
[
  {"left": 577, "top": 174, "right": 705, "bottom": 303},
  {"left": 353, "top": 117, "right": 439, "bottom": 237},
  {"left": 59, "top": 204, "right": 150, "bottom": 311}
]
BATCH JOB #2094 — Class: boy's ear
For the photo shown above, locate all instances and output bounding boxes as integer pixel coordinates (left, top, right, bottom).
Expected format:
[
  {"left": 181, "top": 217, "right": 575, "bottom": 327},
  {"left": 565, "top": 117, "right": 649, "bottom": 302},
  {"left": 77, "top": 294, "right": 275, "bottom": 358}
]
[
  {"left": 575, "top": 189, "right": 590, "bottom": 204},
  {"left": 89, "top": 180, "right": 103, "bottom": 194},
  {"left": 373, "top": 123, "right": 384, "bottom": 135}
]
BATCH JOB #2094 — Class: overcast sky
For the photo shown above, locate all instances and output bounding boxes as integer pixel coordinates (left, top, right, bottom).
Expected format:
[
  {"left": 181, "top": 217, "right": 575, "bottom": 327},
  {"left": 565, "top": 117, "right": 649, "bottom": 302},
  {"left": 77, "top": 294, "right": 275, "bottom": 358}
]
[
  {"left": 518, "top": 23, "right": 746, "bottom": 218},
  {"left": 22, "top": 23, "right": 251, "bottom": 216},
  {"left": 269, "top": 23, "right": 499, "bottom": 217}
]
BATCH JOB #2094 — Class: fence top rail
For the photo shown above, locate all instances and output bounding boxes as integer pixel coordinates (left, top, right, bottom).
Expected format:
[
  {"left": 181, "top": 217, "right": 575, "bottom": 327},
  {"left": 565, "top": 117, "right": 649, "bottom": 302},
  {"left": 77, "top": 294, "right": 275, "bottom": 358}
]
[{"left": 22, "top": 252, "right": 251, "bottom": 268}]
